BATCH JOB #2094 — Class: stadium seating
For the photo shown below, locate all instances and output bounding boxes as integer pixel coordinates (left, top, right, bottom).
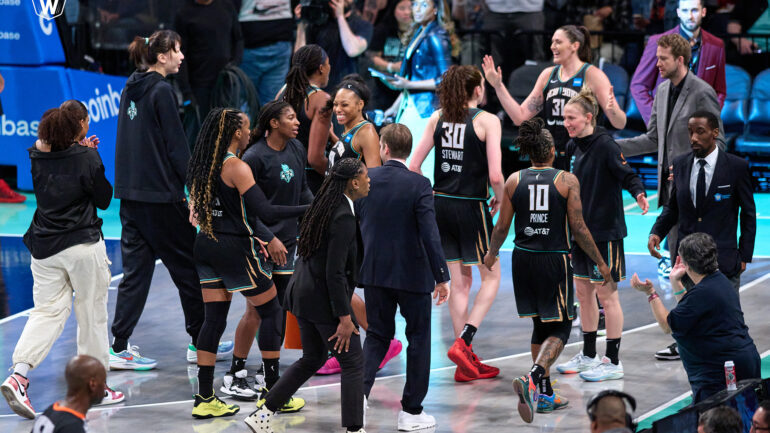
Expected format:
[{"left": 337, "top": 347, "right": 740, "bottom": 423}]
[
  {"left": 734, "top": 68, "right": 770, "bottom": 156},
  {"left": 721, "top": 64, "right": 751, "bottom": 147},
  {"left": 599, "top": 59, "right": 629, "bottom": 122}
]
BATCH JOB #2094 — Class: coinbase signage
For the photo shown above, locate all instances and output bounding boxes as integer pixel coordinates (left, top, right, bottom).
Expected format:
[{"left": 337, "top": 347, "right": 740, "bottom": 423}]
[{"left": 0, "top": 0, "right": 66, "bottom": 65}]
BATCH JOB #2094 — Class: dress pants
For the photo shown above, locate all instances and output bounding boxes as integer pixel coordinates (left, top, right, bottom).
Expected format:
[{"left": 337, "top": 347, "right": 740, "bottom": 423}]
[
  {"left": 265, "top": 316, "right": 364, "bottom": 428},
  {"left": 362, "top": 286, "right": 431, "bottom": 414},
  {"left": 111, "top": 200, "right": 204, "bottom": 345}
]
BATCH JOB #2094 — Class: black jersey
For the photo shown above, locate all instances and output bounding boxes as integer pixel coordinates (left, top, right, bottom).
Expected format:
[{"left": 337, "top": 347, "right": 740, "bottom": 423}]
[
  {"left": 242, "top": 138, "right": 312, "bottom": 248},
  {"left": 541, "top": 63, "right": 591, "bottom": 170},
  {"left": 432, "top": 108, "right": 489, "bottom": 200},
  {"left": 512, "top": 167, "right": 571, "bottom": 253},
  {"left": 278, "top": 84, "right": 327, "bottom": 193},
  {"left": 32, "top": 402, "right": 85, "bottom": 433},
  {"left": 210, "top": 153, "right": 263, "bottom": 237},
  {"left": 327, "top": 120, "right": 370, "bottom": 172}
]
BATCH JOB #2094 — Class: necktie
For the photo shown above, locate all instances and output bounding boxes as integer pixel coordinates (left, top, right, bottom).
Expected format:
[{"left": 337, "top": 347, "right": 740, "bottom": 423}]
[{"left": 696, "top": 159, "right": 706, "bottom": 211}]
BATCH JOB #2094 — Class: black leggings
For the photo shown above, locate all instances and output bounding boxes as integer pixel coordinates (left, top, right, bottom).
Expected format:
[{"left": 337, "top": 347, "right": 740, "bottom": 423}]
[
  {"left": 531, "top": 316, "right": 572, "bottom": 345},
  {"left": 197, "top": 295, "right": 282, "bottom": 355}
]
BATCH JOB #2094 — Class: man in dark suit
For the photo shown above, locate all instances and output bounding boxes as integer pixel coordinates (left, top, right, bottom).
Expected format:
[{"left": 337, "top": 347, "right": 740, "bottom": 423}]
[
  {"left": 356, "top": 123, "right": 450, "bottom": 432},
  {"left": 648, "top": 110, "right": 756, "bottom": 291}
]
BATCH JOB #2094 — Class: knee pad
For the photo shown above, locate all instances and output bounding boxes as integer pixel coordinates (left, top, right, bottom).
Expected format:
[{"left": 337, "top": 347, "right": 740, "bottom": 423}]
[
  {"left": 255, "top": 297, "right": 282, "bottom": 352},
  {"left": 198, "top": 301, "right": 231, "bottom": 353}
]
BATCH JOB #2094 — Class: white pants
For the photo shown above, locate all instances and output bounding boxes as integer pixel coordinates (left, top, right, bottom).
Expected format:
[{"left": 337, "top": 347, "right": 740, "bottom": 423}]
[{"left": 12, "top": 240, "right": 111, "bottom": 370}]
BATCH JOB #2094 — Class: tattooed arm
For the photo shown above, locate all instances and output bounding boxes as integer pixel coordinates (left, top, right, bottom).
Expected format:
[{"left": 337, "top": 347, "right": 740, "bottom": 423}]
[
  {"left": 482, "top": 55, "right": 547, "bottom": 126},
  {"left": 561, "top": 172, "right": 613, "bottom": 285}
]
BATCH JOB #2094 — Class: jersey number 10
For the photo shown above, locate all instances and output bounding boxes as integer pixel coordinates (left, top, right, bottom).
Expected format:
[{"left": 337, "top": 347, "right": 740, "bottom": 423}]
[
  {"left": 528, "top": 184, "right": 549, "bottom": 211},
  {"left": 441, "top": 123, "right": 466, "bottom": 149}
]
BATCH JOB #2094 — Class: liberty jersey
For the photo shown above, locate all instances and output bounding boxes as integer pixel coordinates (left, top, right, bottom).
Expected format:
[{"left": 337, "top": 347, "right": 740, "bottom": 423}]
[
  {"left": 432, "top": 108, "right": 489, "bottom": 199},
  {"left": 541, "top": 63, "right": 591, "bottom": 170},
  {"left": 512, "top": 168, "right": 571, "bottom": 253},
  {"left": 210, "top": 153, "right": 255, "bottom": 236},
  {"left": 327, "top": 120, "right": 370, "bottom": 172}
]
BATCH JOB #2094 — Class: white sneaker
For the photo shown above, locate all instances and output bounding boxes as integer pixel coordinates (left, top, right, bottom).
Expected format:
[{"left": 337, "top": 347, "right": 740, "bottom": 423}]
[
  {"left": 555, "top": 352, "right": 602, "bottom": 374},
  {"left": 187, "top": 341, "right": 234, "bottom": 363},
  {"left": 220, "top": 370, "right": 259, "bottom": 400},
  {"left": 579, "top": 356, "right": 624, "bottom": 382},
  {"left": 98, "top": 386, "right": 125, "bottom": 405},
  {"left": 397, "top": 410, "right": 436, "bottom": 431},
  {"left": 244, "top": 402, "right": 274, "bottom": 432},
  {"left": 254, "top": 364, "right": 266, "bottom": 391},
  {"left": 0, "top": 373, "right": 35, "bottom": 419}
]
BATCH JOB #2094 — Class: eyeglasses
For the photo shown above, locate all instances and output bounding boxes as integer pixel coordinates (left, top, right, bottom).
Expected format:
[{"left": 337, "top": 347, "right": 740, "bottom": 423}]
[{"left": 752, "top": 422, "right": 770, "bottom": 431}]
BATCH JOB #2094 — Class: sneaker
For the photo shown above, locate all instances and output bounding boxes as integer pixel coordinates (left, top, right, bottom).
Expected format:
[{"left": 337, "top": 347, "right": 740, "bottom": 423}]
[
  {"left": 0, "top": 179, "right": 26, "bottom": 203},
  {"left": 220, "top": 370, "right": 259, "bottom": 401},
  {"left": 447, "top": 338, "right": 479, "bottom": 381},
  {"left": 244, "top": 400, "right": 274, "bottom": 432},
  {"left": 453, "top": 367, "right": 477, "bottom": 382},
  {"left": 187, "top": 341, "right": 235, "bottom": 363},
  {"left": 469, "top": 346, "right": 500, "bottom": 379},
  {"left": 537, "top": 392, "right": 569, "bottom": 413},
  {"left": 316, "top": 355, "right": 341, "bottom": 375},
  {"left": 579, "top": 357, "right": 624, "bottom": 382},
  {"left": 191, "top": 394, "right": 240, "bottom": 419},
  {"left": 109, "top": 345, "right": 157, "bottom": 371},
  {"left": 276, "top": 396, "right": 305, "bottom": 413},
  {"left": 397, "top": 410, "right": 436, "bottom": 431},
  {"left": 99, "top": 386, "right": 125, "bottom": 405},
  {"left": 658, "top": 256, "right": 671, "bottom": 279},
  {"left": 555, "top": 352, "right": 601, "bottom": 374},
  {"left": 513, "top": 375, "right": 538, "bottom": 423},
  {"left": 1, "top": 373, "right": 35, "bottom": 419},
  {"left": 253, "top": 364, "right": 266, "bottom": 390},
  {"left": 378, "top": 339, "right": 403, "bottom": 370},
  {"left": 655, "top": 342, "right": 680, "bottom": 361}
]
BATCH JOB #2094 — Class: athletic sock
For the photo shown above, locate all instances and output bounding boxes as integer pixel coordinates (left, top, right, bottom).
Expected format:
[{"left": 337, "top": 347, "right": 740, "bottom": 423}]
[
  {"left": 606, "top": 338, "right": 621, "bottom": 365},
  {"left": 263, "top": 358, "right": 280, "bottom": 389},
  {"left": 348, "top": 426, "right": 363, "bottom": 432},
  {"left": 13, "top": 363, "right": 30, "bottom": 378},
  {"left": 582, "top": 331, "right": 598, "bottom": 358},
  {"left": 229, "top": 356, "right": 246, "bottom": 375},
  {"left": 460, "top": 324, "right": 477, "bottom": 346},
  {"left": 540, "top": 376, "right": 553, "bottom": 396},
  {"left": 112, "top": 337, "right": 128, "bottom": 353},
  {"left": 529, "top": 364, "right": 546, "bottom": 385},
  {"left": 198, "top": 365, "right": 215, "bottom": 398}
]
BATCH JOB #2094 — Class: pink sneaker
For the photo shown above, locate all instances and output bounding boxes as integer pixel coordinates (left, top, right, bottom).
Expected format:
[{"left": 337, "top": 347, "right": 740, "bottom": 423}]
[
  {"left": 1, "top": 373, "right": 35, "bottom": 419},
  {"left": 99, "top": 386, "right": 125, "bottom": 405},
  {"left": 378, "top": 339, "right": 403, "bottom": 369},
  {"left": 316, "top": 355, "right": 341, "bottom": 375}
]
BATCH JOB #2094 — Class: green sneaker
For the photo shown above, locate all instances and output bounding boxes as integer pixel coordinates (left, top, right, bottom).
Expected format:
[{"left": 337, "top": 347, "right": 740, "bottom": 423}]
[
  {"left": 192, "top": 394, "right": 240, "bottom": 419},
  {"left": 255, "top": 396, "right": 305, "bottom": 413},
  {"left": 537, "top": 392, "right": 569, "bottom": 413}
]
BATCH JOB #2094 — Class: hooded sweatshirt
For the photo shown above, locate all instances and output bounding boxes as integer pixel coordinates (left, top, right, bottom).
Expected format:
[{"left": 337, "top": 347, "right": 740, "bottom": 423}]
[
  {"left": 114, "top": 71, "right": 189, "bottom": 203},
  {"left": 566, "top": 127, "right": 645, "bottom": 242},
  {"left": 24, "top": 144, "right": 112, "bottom": 259}
]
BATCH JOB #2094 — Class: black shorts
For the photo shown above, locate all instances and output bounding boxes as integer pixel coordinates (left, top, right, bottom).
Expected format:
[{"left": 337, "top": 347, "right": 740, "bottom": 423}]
[
  {"left": 512, "top": 248, "right": 575, "bottom": 322},
  {"left": 263, "top": 243, "right": 297, "bottom": 276},
  {"left": 434, "top": 196, "right": 493, "bottom": 265},
  {"left": 194, "top": 232, "right": 273, "bottom": 296},
  {"left": 572, "top": 239, "right": 625, "bottom": 283}
]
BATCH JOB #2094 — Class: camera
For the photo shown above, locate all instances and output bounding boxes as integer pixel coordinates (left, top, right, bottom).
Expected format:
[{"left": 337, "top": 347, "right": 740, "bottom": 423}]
[{"left": 300, "top": 0, "right": 330, "bottom": 26}]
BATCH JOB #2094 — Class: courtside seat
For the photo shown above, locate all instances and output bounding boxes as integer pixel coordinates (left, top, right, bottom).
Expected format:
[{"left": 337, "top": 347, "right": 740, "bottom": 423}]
[
  {"left": 735, "top": 68, "right": 770, "bottom": 155},
  {"left": 613, "top": 96, "right": 647, "bottom": 140},
  {"left": 721, "top": 64, "right": 751, "bottom": 148}
]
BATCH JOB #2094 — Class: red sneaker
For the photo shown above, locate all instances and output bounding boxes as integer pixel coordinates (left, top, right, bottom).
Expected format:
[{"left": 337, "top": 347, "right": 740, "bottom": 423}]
[
  {"left": 447, "top": 338, "right": 479, "bottom": 381},
  {"left": 99, "top": 386, "right": 125, "bottom": 405},
  {"left": 0, "top": 179, "right": 25, "bottom": 203},
  {"left": 469, "top": 346, "right": 500, "bottom": 379},
  {"left": 1, "top": 373, "right": 35, "bottom": 419},
  {"left": 378, "top": 339, "right": 402, "bottom": 369},
  {"left": 453, "top": 366, "right": 478, "bottom": 382},
  {"left": 316, "top": 355, "right": 341, "bottom": 375}
]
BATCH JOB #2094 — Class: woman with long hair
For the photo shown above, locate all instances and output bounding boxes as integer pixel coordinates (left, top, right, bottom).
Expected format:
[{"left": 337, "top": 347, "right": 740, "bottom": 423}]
[
  {"left": 482, "top": 25, "right": 626, "bottom": 170},
  {"left": 245, "top": 158, "right": 370, "bottom": 433},
  {"left": 187, "top": 108, "right": 296, "bottom": 419},
  {"left": 409, "top": 65, "right": 504, "bottom": 382},
  {"left": 1, "top": 102, "right": 123, "bottom": 419},
  {"left": 278, "top": 44, "right": 332, "bottom": 194},
  {"left": 366, "top": 0, "right": 412, "bottom": 109},
  {"left": 328, "top": 75, "right": 381, "bottom": 170},
  {"left": 554, "top": 87, "right": 648, "bottom": 382}
]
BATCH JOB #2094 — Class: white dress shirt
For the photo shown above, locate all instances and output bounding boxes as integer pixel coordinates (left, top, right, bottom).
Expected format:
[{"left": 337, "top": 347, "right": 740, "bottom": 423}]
[
  {"left": 690, "top": 147, "right": 718, "bottom": 207},
  {"left": 345, "top": 194, "right": 355, "bottom": 215}
]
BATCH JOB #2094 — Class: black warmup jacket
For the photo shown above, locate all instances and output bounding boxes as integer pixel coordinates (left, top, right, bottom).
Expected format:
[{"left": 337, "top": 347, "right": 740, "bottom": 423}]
[
  {"left": 114, "top": 71, "right": 189, "bottom": 203},
  {"left": 566, "top": 128, "right": 645, "bottom": 242}
]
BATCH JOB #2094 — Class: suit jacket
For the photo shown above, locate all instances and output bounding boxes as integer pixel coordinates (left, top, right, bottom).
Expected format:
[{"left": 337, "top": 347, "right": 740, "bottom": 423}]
[
  {"left": 651, "top": 149, "right": 756, "bottom": 277},
  {"left": 284, "top": 201, "right": 358, "bottom": 324},
  {"left": 630, "top": 27, "right": 726, "bottom": 123},
  {"left": 356, "top": 160, "right": 449, "bottom": 292},
  {"left": 617, "top": 71, "right": 725, "bottom": 206}
]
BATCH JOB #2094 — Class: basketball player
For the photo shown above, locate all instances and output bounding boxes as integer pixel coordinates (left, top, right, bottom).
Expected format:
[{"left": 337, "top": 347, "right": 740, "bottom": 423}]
[
  {"left": 410, "top": 64, "right": 504, "bottom": 382},
  {"left": 483, "top": 118, "right": 611, "bottom": 423}
]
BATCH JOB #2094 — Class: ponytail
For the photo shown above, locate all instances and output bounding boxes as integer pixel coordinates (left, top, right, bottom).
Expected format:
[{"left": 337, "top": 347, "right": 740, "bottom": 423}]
[
  {"left": 250, "top": 100, "right": 294, "bottom": 144},
  {"left": 515, "top": 118, "right": 554, "bottom": 164},
  {"left": 558, "top": 25, "right": 592, "bottom": 63},
  {"left": 437, "top": 65, "right": 483, "bottom": 123},
  {"left": 38, "top": 107, "right": 82, "bottom": 152},
  {"left": 127, "top": 30, "right": 182, "bottom": 71},
  {"left": 284, "top": 45, "right": 328, "bottom": 116}
]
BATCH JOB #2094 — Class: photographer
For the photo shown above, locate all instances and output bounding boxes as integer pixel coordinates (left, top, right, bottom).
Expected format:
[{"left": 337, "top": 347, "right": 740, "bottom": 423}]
[{"left": 295, "top": 0, "right": 373, "bottom": 90}]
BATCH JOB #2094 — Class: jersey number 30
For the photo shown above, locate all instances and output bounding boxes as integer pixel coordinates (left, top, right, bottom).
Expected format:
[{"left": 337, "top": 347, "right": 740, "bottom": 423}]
[
  {"left": 441, "top": 123, "right": 466, "bottom": 149},
  {"left": 528, "top": 184, "right": 549, "bottom": 211}
]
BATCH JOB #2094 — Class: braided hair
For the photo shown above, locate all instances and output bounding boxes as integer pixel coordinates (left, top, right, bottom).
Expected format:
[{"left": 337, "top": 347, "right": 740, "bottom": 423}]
[
  {"left": 515, "top": 118, "right": 554, "bottom": 164},
  {"left": 250, "top": 100, "right": 293, "bottom": 144},
  {"left": 187, "top": 108, "right": 244, "bottom": 238},
  {"left": 297, "top": 158, "right": 365, "bottom": 258},
  {"left": 284, "top": 45, "right": 328, "bottom": 116}
]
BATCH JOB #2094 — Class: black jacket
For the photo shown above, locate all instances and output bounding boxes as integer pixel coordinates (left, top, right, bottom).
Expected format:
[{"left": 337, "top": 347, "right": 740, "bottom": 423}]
[
  {"left": 114, "top": 71, "right": 189, "bottom": 203},
  {"left": 284, "top": 201, "right": 357, "bottom": 324},
  {"left": 651, "top": 149, "right": 756, "bottom": 277},
  {"left": 24, "top": 144, "right": 112, "bottom": 259},
  {"left": 567, "top": 128, "right": 645, "bottom": 242}
]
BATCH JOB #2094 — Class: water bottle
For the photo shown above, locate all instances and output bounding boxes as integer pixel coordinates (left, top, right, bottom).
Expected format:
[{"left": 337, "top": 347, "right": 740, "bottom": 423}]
[{"left": 724, "top": 360, "right": 737, "bottom": 391}]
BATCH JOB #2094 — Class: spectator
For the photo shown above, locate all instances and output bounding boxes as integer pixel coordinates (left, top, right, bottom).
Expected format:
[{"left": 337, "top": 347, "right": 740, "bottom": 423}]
[
  {"left": 361, "top": 0, "right": 390, "bottom": 23},
  {"left": 725, "top": 0, "right": 770, "bottom": 75},
  {"left": 699, "top": 406, "right": 743, "bottom": 433},
  {"left": 587, "top": 390, "right": 637, "bottom": 433},
  {"left": 383, "top": 0, "right": 457, "bottom": 120},
  {"left": 366, "top": 0, "right": 412, "bottom": 110},
  {"left": 752, "top": 401, "right": 770, "bottom": 433},
  {"left": 451, "top": 0, "right": 487, "bottom": 68},
  {"left": 563, "top": 0, "right": 633, "bottom": 63},
  {"left": 630, "top": 233, "right": 761, "bottom": 403},
  {"left": 29, "top": 355, "right": 107, "bottom": 433},
  {"left": 237, "top": 0, "right": 295, "bottom": 106},
  {"left": 630, "top": 0, "right": 727, "bottom": 124},
  {"left": 296, "top": 0, "right": 374, "bottom": 91}
]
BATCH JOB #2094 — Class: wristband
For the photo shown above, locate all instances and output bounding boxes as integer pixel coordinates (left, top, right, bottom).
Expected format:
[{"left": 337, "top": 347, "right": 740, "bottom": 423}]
[
  {"left": 673, "top": 288, "right": 686, "bottom": 296},
  {"left": 647, "top": 292, "right": 659, "bottom": 302}
]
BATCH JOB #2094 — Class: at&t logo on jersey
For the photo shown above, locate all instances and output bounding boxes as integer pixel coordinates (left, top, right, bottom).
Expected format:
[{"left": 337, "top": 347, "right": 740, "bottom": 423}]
[{"left": 523, "top": 226, "right": 550, "bottom": 236}]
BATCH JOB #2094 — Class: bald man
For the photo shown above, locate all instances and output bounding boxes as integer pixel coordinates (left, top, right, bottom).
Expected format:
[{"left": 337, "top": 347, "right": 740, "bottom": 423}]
[
  {"left": 30, "top": 355, "right": 106, "bottom": 433},
  {"left": 590, "top": 395, "right": 633, "bottom": 433}
]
